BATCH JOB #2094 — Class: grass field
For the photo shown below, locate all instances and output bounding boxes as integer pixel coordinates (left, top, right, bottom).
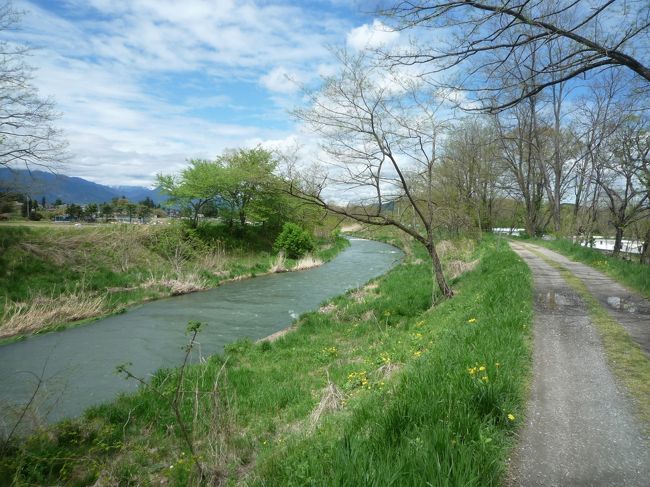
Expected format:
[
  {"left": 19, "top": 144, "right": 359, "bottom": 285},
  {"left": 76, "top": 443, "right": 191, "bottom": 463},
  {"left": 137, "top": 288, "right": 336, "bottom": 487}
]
[
  {"left": 0, "top": 222, "right": 347, "bottom": 340},
  {"left": 0, "top": 234, "right": 533, "bottom": 486},
  {"left": 530, "top": 238, "right": 650, "bottom": 299}
]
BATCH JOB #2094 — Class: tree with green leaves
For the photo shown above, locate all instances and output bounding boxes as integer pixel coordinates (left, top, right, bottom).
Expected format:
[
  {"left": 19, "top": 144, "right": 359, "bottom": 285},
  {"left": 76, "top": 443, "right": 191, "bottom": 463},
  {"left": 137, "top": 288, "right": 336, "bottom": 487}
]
[
  {"left": 137, "top": 204, "right": 151, "bottom": 223},
  {"left": 157, "top": 160, "right": 226, "bottom": 227},
  {"left": 84, "top": 203, "right": 98, "bottom": 220},
  {"left": 100, "top": 202, "right": 113, "bottom": 222},
  {"left": 216, "top": 147, "right": 279, "bottom": 227},
  {"left": 67, "top": 203, "right": 83, "bottom": 221}
]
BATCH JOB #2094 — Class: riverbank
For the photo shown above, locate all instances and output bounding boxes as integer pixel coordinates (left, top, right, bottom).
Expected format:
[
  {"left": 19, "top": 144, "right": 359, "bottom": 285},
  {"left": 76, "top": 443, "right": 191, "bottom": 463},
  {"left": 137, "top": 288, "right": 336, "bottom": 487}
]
[
  {"left": 0, "top": 234, "right": 533, "bottom": 486},
  {"left": 527, "top": 238, "right": 650, "bottom": 299},
  {"left": 0, "top": 222, "right": 348, "bottom": 342}
]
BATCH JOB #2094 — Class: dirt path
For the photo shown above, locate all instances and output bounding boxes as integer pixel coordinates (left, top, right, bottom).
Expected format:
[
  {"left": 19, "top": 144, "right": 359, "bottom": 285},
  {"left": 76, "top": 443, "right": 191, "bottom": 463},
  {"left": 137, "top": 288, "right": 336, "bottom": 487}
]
[{"left": 508, "top": 241, "right": 649, "bottom": 486}]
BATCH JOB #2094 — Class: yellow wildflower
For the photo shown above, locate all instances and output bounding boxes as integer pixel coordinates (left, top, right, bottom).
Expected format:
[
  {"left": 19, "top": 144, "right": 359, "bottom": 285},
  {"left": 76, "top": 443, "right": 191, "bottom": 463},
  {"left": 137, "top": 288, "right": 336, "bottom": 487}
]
[
  {"left": 495, "top": 362, "right": 500, "bottom": 368},
  {"left": 481, "top": 375, "right": 489, "bottom": 382},
  {"left": 507, "top": 413, "right": 515, "bottom": 421},
  {"left": 467, "top": 318, "right": 476, "bottom": 323},
  {"left": 468, "top": 367, "right": 477, "bottom": 375},
  {"left": 479, "top": 365, "right": 486, "bottom": 372}
]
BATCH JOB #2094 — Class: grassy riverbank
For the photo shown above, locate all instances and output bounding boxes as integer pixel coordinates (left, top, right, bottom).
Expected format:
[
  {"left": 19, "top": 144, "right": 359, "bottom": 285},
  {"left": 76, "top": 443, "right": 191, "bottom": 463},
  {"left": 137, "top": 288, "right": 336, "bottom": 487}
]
[
  {"left": 0, "top": 234, "right": 533, "bottom": 486},
  {"left": 529, "top": 238, "right": 650, "bottom": 299},
  {"left": 0, "top": 222, "right": 347, "bottom": 341}
]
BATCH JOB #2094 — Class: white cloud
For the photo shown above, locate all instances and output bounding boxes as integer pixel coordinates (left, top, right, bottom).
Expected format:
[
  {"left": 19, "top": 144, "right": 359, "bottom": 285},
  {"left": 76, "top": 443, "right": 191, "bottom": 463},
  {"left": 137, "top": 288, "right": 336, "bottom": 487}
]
[
  {"left": 260, "top": 67, "right": 307, "bottom": 94},
  {"left": 346, "top": 19, "right": 399, "bottom": 51},
  {"left": 7, "top": 0, "right": 354, "bottom": 186}
]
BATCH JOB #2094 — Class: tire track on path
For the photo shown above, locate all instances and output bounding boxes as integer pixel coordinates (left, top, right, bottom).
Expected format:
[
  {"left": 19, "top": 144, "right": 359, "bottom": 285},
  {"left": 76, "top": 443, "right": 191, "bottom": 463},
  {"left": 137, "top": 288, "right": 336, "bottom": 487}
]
[{"left": 520, "top": 242, "right": 650, "bottom": 356}]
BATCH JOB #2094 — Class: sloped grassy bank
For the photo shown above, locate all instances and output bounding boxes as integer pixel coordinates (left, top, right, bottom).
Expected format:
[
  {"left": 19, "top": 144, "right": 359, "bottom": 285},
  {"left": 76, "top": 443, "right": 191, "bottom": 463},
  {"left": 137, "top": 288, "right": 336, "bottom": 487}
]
[
  {"left": 0, "top": 235, "right": 532, "bottom": 486},
  {"left": 0, "top": 223, "right": 347, "bottom": 341}
]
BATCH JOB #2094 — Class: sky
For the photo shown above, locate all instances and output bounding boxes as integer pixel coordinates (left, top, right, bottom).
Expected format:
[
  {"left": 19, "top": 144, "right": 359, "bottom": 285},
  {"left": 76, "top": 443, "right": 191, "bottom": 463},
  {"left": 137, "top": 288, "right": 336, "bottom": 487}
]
[{"left": 6, "top": 0, "right": 400, "bottom": 187}]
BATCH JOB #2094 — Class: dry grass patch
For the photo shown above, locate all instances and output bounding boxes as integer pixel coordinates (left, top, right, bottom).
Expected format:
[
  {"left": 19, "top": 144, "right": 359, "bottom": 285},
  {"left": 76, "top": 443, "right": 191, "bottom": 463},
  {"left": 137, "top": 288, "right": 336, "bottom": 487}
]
[
  {"left": 269, "top": 252, "right": 287, "bottom": 273},
  {"left": 446, "top": 259, "right": 479, "bottom": 279},
  {"left": 437, "top": 239, "right": 476, "bottom": 262},
  {"left": 373, "top": 363, "right": 402, "bottom": 381},
  {"left": 318, "top": 303, "right": 337, "bottom": 314},
  {"left": 196, "top": 246, "right": 228, "bottom": 273},
  {"left": 19, "top": 225, "right": 160, "bottom": 273},
  {"left": 308, "top": 377, "right": 345, "bottom": 430},
  {"left": 292, "top": 255, "right": 323, "bottom": 271},
  {"left": 349, "top": 282, "right": 380, "bottom": 304},
  {"left": 1, "top": 293, "right": 107, "bottom": 338},
  {"left": 437, "top": 240, "right": 455, "bottom": 257},
  {"left": 146, "top": 273, "right": 209, "bottom": 296},
  {"left": 361, "top": 310, "right": 377, "bottom": 322}
]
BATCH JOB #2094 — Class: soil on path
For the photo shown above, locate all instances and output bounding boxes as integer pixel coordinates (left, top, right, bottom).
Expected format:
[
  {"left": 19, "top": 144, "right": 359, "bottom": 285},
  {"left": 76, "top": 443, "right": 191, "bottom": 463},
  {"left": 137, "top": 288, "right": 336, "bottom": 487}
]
[{"left": 508, "top": 241, "right": 649, "bottom": 487}]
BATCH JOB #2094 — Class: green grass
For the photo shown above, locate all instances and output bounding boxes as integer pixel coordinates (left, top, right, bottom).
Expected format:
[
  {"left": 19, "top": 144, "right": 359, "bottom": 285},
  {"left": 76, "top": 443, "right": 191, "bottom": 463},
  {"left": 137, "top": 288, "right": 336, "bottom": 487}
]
[
  {"left": 531, "top": 238, "right": 650, "bottom": 299},
  {"left": 0, "top": 235, "right": 533, "bottom": 486}
]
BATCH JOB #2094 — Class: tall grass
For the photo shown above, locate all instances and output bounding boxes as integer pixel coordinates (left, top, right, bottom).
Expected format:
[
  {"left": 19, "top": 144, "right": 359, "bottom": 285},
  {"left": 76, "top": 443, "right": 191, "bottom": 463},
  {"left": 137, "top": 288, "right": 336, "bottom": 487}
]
[
  {"left": 0, "top": 235, "right": 532, "bottom": 486},
  {"left": 532, "top": 238, "right": 650, "bottom": 299},
  {"left": 0, "top": 293, "right": 107, "bottom": 338}
]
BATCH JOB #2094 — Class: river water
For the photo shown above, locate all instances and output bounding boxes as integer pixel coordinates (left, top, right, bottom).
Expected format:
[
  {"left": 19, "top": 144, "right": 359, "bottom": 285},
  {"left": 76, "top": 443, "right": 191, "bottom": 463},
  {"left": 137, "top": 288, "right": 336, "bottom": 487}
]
[{"left": 0, "top": 238, "right": 401, "bottom": 429}]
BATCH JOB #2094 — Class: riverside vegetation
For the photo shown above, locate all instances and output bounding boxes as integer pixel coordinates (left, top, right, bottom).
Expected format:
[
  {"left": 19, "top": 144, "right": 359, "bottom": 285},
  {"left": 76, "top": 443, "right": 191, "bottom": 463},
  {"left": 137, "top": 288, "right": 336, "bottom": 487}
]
[
  {"left": 0, "top": 233, "right": 534, "bottom": 486},
  {"left": 0, "top": 221, "right": 347, "bottom": 341}
]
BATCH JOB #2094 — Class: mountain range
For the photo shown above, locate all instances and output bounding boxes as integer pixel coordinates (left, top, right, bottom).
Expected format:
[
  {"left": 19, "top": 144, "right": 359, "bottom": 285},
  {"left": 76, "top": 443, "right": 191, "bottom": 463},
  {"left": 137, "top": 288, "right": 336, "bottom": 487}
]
[{"left": 0, "top": 168, "right": 167, "bottom": 205}]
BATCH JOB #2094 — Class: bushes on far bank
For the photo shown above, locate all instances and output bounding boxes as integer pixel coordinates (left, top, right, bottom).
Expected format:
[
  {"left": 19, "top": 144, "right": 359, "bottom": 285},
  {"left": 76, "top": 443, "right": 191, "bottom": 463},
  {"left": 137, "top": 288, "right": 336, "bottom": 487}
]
[{"left": 273, "top": 223, "right": 315, "bottom": 259}]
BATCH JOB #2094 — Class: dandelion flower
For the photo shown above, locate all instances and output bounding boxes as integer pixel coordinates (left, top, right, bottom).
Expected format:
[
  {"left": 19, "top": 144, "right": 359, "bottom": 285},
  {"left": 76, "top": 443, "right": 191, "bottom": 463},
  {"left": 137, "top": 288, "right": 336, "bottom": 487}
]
[
  {"left": 481, "top": 375, "right": 489, "bottom": 382},
  {"left": 507, "top": 413, "right": 515, "bottom": 421},
  {"left": 479, "top": 365, "right": 486, "bottom": 372},
  {"left": 467, "top": 318, "right": 477, "bottom": 323}
]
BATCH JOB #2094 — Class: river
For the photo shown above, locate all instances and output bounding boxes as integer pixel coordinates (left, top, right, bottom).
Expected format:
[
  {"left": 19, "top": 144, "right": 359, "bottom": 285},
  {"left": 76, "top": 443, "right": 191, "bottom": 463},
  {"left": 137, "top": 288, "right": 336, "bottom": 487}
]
[{"left": 0, "top": 238, "right": 401, "bottom": 431}]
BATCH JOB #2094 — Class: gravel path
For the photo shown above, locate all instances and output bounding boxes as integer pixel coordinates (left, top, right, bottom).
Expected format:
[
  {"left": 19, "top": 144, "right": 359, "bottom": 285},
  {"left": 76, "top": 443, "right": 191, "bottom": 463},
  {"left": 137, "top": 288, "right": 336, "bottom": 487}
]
[{"left": 508, "top": 241, "right": 649, "bottom": 487}]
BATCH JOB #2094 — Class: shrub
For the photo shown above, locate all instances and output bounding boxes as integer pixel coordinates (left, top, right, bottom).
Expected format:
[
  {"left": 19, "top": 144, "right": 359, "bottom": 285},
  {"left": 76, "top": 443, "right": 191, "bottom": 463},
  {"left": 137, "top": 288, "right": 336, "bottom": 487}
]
[{"left": 273, "top": 223, "right": 315, "bottom": 259}]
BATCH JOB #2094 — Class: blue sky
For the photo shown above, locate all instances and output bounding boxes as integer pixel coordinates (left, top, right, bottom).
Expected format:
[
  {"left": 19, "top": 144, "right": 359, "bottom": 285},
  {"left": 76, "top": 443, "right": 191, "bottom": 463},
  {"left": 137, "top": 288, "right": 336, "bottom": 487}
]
[{"left": 8, "top": 0, "right": 400, "bottom": 186}]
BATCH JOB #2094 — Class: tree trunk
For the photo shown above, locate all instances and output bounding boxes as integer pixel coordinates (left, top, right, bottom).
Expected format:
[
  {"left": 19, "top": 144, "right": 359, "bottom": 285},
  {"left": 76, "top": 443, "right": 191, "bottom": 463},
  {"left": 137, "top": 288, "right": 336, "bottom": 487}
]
[
  {"left": 428, "top": 241, "right": 453, "bottom": 299},
  {"left": 641, "top": 228, "right": 650, "bottom": 265},
  {"left": 613, "top": 226, "right": 624, "bottom": 256}
]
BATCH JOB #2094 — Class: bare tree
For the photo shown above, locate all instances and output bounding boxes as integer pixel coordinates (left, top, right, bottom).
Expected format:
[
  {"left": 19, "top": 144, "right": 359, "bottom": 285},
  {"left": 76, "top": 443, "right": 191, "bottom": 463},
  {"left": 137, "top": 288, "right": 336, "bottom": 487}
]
[
  {"left": 595, "top": 116, "right": 649, "bottom": 255},
  {"left": 571, "top": 73, "right": 622, "bottom": 242},
  {"left": 288, "top": 52, "right": 454, "bottom": 298},
  {"left": 0, "top": 2, "right": 66, "bottom": 171},
  {"left": 439, "top": 117, "right": 503, "bottom": 233},
  {"left": 380, "top": 0, "right": 650, "bottom": 111},
  {"left": 638, "top": 127, "right": 650, "bottom": 264}
]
